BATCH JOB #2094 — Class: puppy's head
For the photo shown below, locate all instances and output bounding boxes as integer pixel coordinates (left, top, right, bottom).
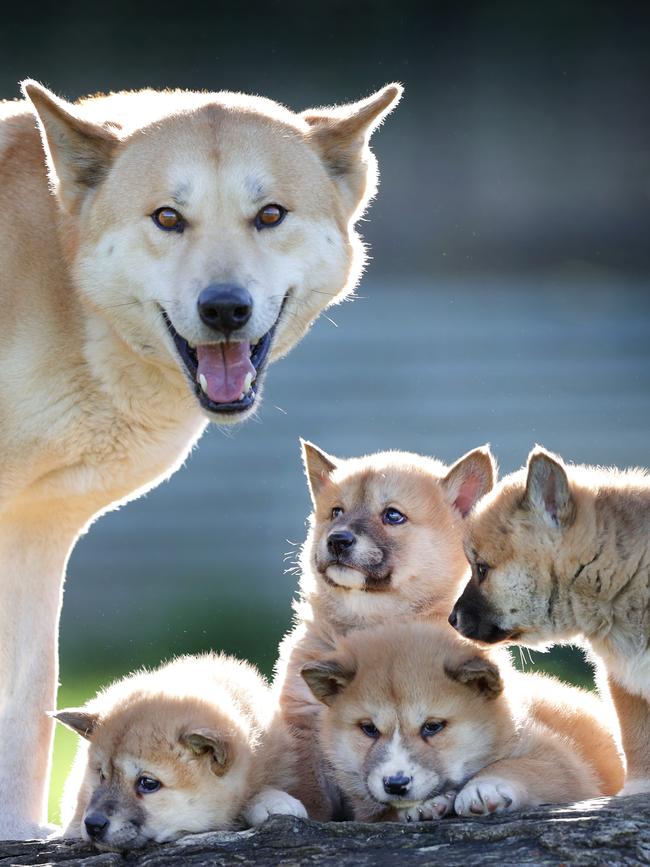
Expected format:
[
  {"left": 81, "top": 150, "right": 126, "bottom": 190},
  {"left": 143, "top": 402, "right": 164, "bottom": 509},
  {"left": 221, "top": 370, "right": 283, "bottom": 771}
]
[
  {"left": 22, "top": 81, "right": 401, "bottom": 423},
  {"left": 450, "top": 446, "right": 581, "bottom": 648},
  {"left": 301, "top": 622, "right": 512, "bottom": 815},
  {"left": 55, "top": 690, "right": 253, "bottom": 850},
  {"left": 300, "top": 440, "right": 496, "bottom": 624}
]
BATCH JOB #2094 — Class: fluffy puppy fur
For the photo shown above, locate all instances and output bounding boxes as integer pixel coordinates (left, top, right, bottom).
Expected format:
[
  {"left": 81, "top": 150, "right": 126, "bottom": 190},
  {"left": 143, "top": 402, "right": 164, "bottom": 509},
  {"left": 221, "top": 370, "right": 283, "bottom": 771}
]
[
  {"left": 56, "top": 654, "right": 305, "bottom": 851},
  {"left": 274, "top": 440, "right": 496, "bottom": 818},
  {"left": 302, "top": 622, "right": 624, "bottom": 822},
  {"left": 450, "top": 445, "right": 650, "bottom": 793}
]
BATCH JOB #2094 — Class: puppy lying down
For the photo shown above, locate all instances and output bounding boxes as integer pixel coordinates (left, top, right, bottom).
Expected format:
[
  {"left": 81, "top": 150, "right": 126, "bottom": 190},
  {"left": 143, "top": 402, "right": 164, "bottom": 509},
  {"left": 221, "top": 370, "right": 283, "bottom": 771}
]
[
  {"left": 302, "top": 621, "right": 624, "bottom": 822},
  {"left": 54, "top": 653, "right": 306, "bottom": 850}
]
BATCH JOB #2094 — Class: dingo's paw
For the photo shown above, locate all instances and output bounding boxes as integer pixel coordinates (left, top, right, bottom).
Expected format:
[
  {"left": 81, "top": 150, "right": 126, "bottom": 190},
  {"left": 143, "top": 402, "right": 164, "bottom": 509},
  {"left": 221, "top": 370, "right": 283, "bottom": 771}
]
[
  {"left": 0, "top": 818, "right": 59, "bottom": 840},
  {"left": 243, "top": 787, "right": 308, "bottom": 827},
  {"left": 620, "top": 778, "right": 650, "bottom": 796},
  {"left": 455, "top": 778, "right": 523, "bottom": 816},
  {"left": 396, "top": 791, "right": 456, "bottom": 823}
]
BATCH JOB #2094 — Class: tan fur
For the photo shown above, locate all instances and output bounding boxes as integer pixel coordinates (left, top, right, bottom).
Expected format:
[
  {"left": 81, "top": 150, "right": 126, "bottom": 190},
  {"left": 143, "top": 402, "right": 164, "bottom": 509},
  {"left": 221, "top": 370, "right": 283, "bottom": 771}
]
[
  {"left": 274, "top": 441, "right": 496, "bottom": 818},
  {"left": 0, "top": 80, "right": 401, "bottom": 837},
  {"left": 451, "top": 445, "right": 650, "bottom": 791},
  {"left": 56, "top": 653, "right": 305, "bottom": 850},
  {"left": 301, "top": 622, "right": 623, "bottom": 822}
]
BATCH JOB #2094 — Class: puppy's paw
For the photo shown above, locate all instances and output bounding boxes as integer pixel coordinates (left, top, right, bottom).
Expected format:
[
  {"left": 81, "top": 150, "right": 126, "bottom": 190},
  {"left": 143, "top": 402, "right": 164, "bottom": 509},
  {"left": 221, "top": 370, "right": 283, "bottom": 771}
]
[
  {"left": 396, "top": 791, "right": 456, "bottom": 823},
  {"left": 243, "top": 787, "right": 308, "bottom": 827},
  {"left": 455, "top": 778, "right": 524, "bottom": 816}
]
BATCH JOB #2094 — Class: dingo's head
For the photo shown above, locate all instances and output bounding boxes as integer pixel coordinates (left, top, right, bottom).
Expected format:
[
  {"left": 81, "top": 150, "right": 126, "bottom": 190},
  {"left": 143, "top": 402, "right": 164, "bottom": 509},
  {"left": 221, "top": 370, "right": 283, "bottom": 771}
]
[
  {"left": 24, "top": 81, "right": 401, "bottom": 422},
  {"left": 299, "top": 441, "right": 495, "bottom": 626}
]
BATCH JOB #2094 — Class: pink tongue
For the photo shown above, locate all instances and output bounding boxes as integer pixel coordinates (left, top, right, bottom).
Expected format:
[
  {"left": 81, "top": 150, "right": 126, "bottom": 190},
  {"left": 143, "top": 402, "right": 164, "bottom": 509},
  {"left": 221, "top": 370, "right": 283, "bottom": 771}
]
[{"left": 196, "top": 343, "right": 255, "bottom": 404}]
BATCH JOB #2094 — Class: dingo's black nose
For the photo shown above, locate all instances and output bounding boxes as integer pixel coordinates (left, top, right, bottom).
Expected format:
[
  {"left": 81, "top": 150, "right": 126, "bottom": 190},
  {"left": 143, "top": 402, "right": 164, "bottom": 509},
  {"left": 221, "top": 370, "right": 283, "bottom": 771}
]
[
  {"left": 383, "top": 774, "right": 412, "bottom": 796},
  {"left": 448, "top": 607, "right": 458, "bottom": 629},
  {"left": 84, "top": 811, "right": 109, "bottom": 839},
  {"left": 327, "top": 530, "right": 355, "bottom": 556},
  {"left": 198, "top": 284, "right": 252, "bottom": 335}
]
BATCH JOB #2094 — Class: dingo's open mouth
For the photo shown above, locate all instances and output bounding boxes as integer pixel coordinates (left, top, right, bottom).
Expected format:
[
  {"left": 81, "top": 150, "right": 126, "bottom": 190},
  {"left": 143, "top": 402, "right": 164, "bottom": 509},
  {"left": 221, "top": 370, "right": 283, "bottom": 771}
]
[{"left": 161, "top": 303, "right": 284, "bottom": 416}]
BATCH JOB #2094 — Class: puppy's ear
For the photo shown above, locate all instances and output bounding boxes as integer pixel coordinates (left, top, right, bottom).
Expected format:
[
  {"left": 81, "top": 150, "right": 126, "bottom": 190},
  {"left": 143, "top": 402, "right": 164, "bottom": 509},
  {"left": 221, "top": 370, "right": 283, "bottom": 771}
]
[
  {"left": 524, "top": 447, "right": 575, "bottom": 529},
  {"left": 22, "top": 80, "right": 120, "bottom": 214},
  {"left": 181, "top": 729, "right": 231, "bottom": 775},
  {"left": 51, "top": 708, "right": 99, "bottom": 739},
  {"left": 302, "top": 83, "right": 403, "bottom": 214},
  {"left": 301, "top": 658, "right": 356, "bottom": 706},
  {"left": 300, "top": 439, "right": 338, "bottom": 504},
  {"left": 442, "top": 446, "right": 497, "bottom": 518},
  {"left": 444, "top": 656, "right": 503, "bottom": 700}
]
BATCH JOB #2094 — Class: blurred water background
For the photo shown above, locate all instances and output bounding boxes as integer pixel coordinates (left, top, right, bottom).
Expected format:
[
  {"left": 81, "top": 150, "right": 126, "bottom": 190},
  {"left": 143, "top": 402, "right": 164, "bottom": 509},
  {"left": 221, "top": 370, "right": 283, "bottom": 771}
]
[{"left": 1, "top": 0, "right": 648, "bottom": 821}]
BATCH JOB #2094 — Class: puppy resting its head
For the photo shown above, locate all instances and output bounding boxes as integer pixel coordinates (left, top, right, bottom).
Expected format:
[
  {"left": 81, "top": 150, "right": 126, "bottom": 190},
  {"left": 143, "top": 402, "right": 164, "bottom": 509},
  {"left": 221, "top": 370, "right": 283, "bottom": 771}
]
[
  {"left": 302, "top": 621, "right": 615, "bottom": 822},
  {"left": 56, "top": 653, "right": 304, "bottom": 850}
]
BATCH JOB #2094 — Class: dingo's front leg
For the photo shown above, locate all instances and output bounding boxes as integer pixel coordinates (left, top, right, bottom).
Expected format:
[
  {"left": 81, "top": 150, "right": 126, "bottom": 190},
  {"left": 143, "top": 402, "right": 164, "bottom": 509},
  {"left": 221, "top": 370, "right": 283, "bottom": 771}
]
[{"left": 0, "top": 513, "right": 75, "bottom": 839}]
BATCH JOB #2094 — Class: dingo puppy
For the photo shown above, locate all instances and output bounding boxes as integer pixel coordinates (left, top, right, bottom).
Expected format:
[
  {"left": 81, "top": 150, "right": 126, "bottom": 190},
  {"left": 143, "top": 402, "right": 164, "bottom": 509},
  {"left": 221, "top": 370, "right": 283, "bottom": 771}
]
[
  {"left": 450, "top": 446, "right": 650, "bottom": 793},
  {"left": 274, "top": 440, "right": 496, "bottom": 818},
  {"left": 55, "top": 653, "right": 305, "bottom": 850},
  {"left": 302, "top": 621, "right": 624, "bottom": 822},
  {"left": 0, "top": 80, "right": 401, "bottom": 836}
]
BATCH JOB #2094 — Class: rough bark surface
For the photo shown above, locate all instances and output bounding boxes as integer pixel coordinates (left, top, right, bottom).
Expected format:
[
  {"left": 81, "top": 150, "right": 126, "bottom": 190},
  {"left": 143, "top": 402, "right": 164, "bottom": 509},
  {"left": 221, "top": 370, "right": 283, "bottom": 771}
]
[{"left": 2, "top": 795, "right": 649, "bottom": 866}]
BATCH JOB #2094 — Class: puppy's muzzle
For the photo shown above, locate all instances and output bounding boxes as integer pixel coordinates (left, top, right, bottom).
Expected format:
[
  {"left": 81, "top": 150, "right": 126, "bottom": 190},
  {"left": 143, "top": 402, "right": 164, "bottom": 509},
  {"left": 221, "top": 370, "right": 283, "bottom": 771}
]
[
  {"left": 383, "top": 774, "right": 412, "bottom": 796},
  {"left": 450, "top": 589, "right": 512, "bottom": 644},
  {"left": 327, "top": 530, "right": 356, "bottom": 558},
  {"left": 84, "top": 811, "right": 109, "bottom": 840}
]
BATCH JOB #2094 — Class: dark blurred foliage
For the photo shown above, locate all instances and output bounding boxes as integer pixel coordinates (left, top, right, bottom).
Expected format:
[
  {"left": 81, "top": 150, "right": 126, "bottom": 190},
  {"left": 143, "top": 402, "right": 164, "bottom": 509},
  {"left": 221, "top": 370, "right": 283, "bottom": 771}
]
[{"left": 2, "top": 0, "right": 649, "bottom": 276}]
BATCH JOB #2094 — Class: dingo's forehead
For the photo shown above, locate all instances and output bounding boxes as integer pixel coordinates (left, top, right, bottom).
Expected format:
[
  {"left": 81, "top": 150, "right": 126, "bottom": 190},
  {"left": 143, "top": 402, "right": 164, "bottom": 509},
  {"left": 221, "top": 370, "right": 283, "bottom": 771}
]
[{"left": 113, "top": 107, "right": 336, "bottom": 213}]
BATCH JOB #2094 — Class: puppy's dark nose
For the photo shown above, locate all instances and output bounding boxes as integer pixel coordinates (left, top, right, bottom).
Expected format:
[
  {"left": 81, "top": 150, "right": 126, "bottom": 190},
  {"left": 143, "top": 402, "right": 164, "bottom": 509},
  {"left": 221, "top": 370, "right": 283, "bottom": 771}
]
[
  {"left": 84, "top": 811, "right": 109, "bottom": 840},
  {"left": 197, "top": 284, "right": 252, "bottom": 335},
  {"left": 383, "top": 774, "right": 412, "bottom": 796},
  {"left": 327, "top": 530, "right": 356, "bottom": 557},
  {"left": 448, "top": 606, "right": 458, "bottom": 629}
]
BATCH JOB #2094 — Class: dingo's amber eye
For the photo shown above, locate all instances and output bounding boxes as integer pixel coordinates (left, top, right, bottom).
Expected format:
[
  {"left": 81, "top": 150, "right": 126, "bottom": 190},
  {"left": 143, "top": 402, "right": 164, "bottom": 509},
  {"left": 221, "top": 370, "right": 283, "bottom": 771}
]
[
  {"left": 255, "top": 204, "right": 287, "bottom": 230},
  {"left": 152, "top": 207, "right": 185, "bottom": 233}
]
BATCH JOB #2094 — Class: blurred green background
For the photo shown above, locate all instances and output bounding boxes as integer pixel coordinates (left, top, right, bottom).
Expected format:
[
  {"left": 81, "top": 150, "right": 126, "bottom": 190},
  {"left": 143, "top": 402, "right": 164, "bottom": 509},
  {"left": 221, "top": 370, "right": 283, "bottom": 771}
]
[{"left": 1, "top": 0, "right": 648, "bottom": 823}]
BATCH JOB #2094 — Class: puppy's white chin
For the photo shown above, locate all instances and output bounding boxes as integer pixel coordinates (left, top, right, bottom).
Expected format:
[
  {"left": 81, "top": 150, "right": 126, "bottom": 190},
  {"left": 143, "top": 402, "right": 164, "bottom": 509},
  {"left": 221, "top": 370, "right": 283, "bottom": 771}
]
[{"left": 326, "top": 565, "right": 366, "bottom": 590}]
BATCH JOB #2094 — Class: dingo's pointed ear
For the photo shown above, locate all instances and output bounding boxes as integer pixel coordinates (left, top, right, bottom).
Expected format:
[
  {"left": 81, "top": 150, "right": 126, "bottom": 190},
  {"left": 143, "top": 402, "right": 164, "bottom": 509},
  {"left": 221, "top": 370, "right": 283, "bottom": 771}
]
[
  {"left": 22, "top": 80, "right": 119, "bottom": 214},
  {"left": 442, "top": 446, "right": 497, "bottom": 518},
  {"left": 444, "top": 656, "right": 503, "bottom": 700},
  {"left": 52, "top": 708, "right": 99, "bottom": 739},
  {"left": 181, "top": 729, "right": 231, "bottom": 775},
  {"left": 300, "top": 439, "right": 338, "bottom": 504},
  {"left": 301, "top": 658, "right": 355, "bottom": 706},
  {"left": 303, "top": 83, "right": 403, "bottom": 214},
  {"left": 525, "top": 447, "right": 575, "bottom": 529}
]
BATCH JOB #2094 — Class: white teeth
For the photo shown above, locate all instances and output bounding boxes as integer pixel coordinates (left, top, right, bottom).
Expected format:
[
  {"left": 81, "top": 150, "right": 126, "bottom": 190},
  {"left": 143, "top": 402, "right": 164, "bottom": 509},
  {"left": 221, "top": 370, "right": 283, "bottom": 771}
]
[
  {"left": 199, "top": 374, "right": 208, "bottom": 395},
  {"left": 243, "top": 372, "right": 254, "bottom": 393},
  {"left": 239, "top": 392, "right": 245, "bottom": 401}
]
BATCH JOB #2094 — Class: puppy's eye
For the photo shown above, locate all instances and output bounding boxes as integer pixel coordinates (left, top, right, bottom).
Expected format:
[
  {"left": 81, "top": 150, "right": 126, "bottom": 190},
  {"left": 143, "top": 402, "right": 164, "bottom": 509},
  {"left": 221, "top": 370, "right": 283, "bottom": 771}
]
[
  {"left": 97, "top": 769, "right": 106, "bottom": 782},
  {"left": 331, "top": 507, "right": 344, "bottom": 520},
  {"left": 359, "top": 721, "right": 380, "bottom": 739},
  {"left": 151, "top": 207, "right": 186, "bottom": 233},
  {"left": 421, "top": 720, "right": 446, "bottom": 739},
  {"left": 255, "top": 204, "right": 287, "bottom": 230},
  {"left": 136, "top": 775, "right": 161, "bottom": 794},
  {"left": 475, "top": 561, "right": 490, "bottom": 584},
  {"left": 382, "top": 507, "right": 407, "bottom": 526}
]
